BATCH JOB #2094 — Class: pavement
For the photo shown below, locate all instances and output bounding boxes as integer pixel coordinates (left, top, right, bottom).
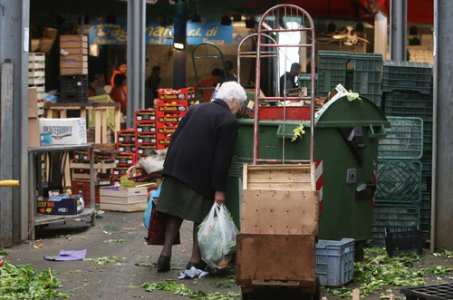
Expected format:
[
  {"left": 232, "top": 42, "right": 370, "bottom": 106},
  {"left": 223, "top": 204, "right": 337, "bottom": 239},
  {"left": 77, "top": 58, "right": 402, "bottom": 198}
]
[
  {"left": 5, "top": 210, "right": 453, "bottom": 300},
  {"left": 7, "top": 211, "right": 241, "bottom": 300}
]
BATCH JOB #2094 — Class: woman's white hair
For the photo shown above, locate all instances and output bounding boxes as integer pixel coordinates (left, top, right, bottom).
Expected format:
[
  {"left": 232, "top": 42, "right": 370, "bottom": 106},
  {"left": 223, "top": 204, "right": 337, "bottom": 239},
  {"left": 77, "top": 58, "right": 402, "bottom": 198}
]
[{"left": 216, "top": 81, "right": 247, "bottom": 104}]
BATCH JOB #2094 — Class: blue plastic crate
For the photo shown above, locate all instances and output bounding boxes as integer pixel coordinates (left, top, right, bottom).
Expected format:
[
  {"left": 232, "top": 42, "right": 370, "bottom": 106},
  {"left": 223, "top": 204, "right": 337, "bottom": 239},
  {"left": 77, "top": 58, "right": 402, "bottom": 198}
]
[
  {"left": 316, "top": 238, "right": 355, "bottom": 287},
  {"left": 375, "top": 160, "right": 422, "bottom": 203},
  {"left": 371, "top": 204, "right": 420, "bottom": 245},
  {"left": 378, "top": 117, "right": 424, "bottom": 160},
  {"left": 382, "top": 61, "right": 432, "bottom": 95}
]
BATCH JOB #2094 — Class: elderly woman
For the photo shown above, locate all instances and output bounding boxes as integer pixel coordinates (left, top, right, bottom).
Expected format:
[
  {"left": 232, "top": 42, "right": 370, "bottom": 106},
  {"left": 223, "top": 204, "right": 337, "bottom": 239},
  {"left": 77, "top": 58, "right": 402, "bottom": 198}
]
[{"left": 155, "top": 81, "right": 247, "bottom": 272}]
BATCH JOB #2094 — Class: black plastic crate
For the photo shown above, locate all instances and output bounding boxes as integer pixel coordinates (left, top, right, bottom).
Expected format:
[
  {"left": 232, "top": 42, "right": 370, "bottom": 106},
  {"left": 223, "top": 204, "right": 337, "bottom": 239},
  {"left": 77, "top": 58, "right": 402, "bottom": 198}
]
[
  {"left": 383, "top": 61, "right": 432, "bottom": 95},
  {"left": 385, "top": 226, "right": 424, "bottom": 257},
  {"left": 400, "top": 282, "right": 453, "bottom": 300},
  {"left": 60, "top": 75, "right": 88, "bottom": 102}
]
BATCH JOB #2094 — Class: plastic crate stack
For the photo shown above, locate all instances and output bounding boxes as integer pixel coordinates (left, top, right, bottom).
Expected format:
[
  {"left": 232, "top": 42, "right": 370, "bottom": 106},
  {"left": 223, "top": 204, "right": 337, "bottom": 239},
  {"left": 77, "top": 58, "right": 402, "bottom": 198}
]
[
  {"left": 70, "top": 150, "right": 116, "bottom": 205},
  {"left": 28, "top": 52, "right": 46, "bottom": 104},
  {"left": 372, "top": 117, "right": 424, "bottom": 245},
  {"left": 135, "top": 109, "right": 157, "bottom": 158},
  {"left": 156, "top": 88, "right": 190, "bottom": 149},
  {"left": 381, "top": 61, "right": 433, "bottom": 235},
  {"left": 114, "top": 129, "right": 138, "bottom": 183},
  {"left": 59, "top": 35, "right": 88, "bottom": 102},
  {"left": 317, "top": 51, "right": 383, "bottom": 106}
]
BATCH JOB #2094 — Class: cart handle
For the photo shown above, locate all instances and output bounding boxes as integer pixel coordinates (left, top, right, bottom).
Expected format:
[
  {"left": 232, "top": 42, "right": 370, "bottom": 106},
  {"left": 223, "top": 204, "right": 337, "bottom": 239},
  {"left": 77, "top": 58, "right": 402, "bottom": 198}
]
[{"left": 0, "top": 180, "right": 20, "bottom": 187}]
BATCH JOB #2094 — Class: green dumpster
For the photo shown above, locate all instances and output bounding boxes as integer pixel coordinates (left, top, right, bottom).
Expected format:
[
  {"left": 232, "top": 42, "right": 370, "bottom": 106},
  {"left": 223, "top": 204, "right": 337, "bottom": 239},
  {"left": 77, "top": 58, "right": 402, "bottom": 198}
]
[{"left": 226, "top": 95, "right": 389, "bottom": 248}]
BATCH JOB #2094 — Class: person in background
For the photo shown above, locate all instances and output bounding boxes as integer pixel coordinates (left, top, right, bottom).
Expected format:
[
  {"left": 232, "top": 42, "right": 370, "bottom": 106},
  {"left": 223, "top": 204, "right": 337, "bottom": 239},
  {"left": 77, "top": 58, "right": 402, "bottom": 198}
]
[
  {"left": 279, "top": 62, "right": 301, "bottom": 97},
  {"left": 155, "top": 81, "right": 247, "bottom": 272},
  {"left": 88, "top": 74, "right": 107, "bottom": 97},
  {"left": 110, "top": 62, "right": 127, "bottom": 90},
  {"left": 199, "top": 68, "right": 222, "bottom": 102},
  {"left": 220, "top": 60, "right": 237, "bottom": 83},
  {"left": 109, "top": 74, "right": 127, "bottom": 113},
  {"left": 88, "top": 76, "right": 98, "bottom": 97},
  {"left": 146, "top": 65, "right": 162, "bottom": 101}
]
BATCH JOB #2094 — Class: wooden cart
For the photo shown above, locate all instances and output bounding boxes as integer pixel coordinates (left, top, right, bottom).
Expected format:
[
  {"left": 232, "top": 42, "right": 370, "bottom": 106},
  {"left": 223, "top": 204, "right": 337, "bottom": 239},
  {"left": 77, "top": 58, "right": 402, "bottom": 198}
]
[{"left": 235, "top": 4, "right": 320, "bottom": 299}]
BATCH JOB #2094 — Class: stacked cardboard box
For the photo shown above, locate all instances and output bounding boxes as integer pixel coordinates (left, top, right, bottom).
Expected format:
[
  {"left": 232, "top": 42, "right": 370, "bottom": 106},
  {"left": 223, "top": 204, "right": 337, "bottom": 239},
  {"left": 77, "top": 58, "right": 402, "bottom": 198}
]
[
  {"left": 156, "top": 88, "right": 189, "bottom": 149},
  {"left": 60, "top": 35, "right": 88, "bottom": 76},
  {"left": 28, "top": 52, "right": 46, "bottom": 101}
]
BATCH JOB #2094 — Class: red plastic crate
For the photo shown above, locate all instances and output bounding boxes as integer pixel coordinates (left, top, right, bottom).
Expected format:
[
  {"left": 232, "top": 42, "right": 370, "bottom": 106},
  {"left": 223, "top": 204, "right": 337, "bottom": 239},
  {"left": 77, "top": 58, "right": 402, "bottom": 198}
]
[
  {"left": 258, "top": 106, "right": 311, "bottom": 121},
  {"left": 157, "top": 132, "right": 173, "bottom": 141},
  {"left": 117, "top": 143, "right": 136, "bottom": 153},
  {"left": 135, "top": 109, "right": 156, "bottom": 122},
  {"left": 158, "top": 88, "right": 190, "bottom": 101},
  {"left": 156, "top": 115, "right": 185, "bottom": 124},
  {"left": 136, "top": 132, "right": 157, "bottom": 145},
  {"left": 157, "top": 144, "right": 169, "bottom": 150},
  {"left": 157, "top": 138, "right": 171, "bottom": 146},
  {"left": 137, "top": 144, "right": 157, "bottom": 158},
  {"left": 157, "top": 126, "right": 177, "bottom": 134},
  {"left": 117, "top": 129, "right": 136, "bottom": 143},
  {"left": 71, "top": 180, "right": 101, "bottom": 205},
  {"left": 156, "top": 100, "right": 188, "bottom": 110},
  {"left": 136, "top": 122, "right": 156, "bottom": 133},
  {"left": 113, "top": 166, "right": 130, "bottom": 177},
  {"left": 115, "top": 152, "right": 136, "bottom": 166}
]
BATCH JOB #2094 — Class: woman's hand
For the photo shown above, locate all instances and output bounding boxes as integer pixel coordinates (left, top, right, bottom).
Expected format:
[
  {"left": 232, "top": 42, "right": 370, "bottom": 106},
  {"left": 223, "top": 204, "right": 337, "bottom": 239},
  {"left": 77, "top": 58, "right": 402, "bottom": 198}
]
[{"left": 214, "top": 190, "right": 225, "bottom": 205}]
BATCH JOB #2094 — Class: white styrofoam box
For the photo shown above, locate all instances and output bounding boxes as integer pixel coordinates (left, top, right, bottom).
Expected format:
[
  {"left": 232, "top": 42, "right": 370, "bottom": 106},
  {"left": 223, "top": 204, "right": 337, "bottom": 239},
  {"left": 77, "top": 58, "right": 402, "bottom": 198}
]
[{"left": 39, "top": 118, "right": 87, "bottom": 145}]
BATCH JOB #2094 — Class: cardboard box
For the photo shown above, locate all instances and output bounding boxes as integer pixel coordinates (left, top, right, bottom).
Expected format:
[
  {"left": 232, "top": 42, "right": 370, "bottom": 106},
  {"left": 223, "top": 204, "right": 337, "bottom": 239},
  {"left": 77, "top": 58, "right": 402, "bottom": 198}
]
[
  {"left": 39, "top": 118, "right": 87, "bottom": 145},
  {"left": 28, "top": 88, "right": 38, "bottom": 118},
  {"left": 100, "top": 186, "right": 148, "bottom": 212},
  {"left": 37, "top": 196, "right": 83, "bottom": 215},
  {"left": 28, "top": 118, "right": 40, "bottom": 148},
  {"left": 60, "top": 67, "right": 88, "bottom": 76}
]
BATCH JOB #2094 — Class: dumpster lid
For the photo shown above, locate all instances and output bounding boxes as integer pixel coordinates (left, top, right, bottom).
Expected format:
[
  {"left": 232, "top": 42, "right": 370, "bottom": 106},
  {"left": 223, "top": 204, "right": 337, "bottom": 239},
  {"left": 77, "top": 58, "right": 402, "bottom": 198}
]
[{"left": 315, "top": 95, "right": 390, "bottom": 128}]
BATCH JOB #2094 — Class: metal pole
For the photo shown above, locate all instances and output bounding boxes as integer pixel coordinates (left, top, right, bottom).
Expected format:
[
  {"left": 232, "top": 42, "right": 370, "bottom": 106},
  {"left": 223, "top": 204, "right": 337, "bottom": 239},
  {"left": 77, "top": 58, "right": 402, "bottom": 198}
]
[
  {"left": 374, "top": 11, "right": 388, "bottom": 57},
  {"left": 390, "top": 0, "right": 407, "bottom": 61},
  {"left": 0, "top": 0, "right": 30, "bottom": 245},
  {"left": 172, "top": 1, "right": 187, "bottom": 89},
  {"left": 433, "top": 0, "right": 453, "bottom": 250},
  {"left": 127, "top": 0, "right": 146, "bottom": 128}
]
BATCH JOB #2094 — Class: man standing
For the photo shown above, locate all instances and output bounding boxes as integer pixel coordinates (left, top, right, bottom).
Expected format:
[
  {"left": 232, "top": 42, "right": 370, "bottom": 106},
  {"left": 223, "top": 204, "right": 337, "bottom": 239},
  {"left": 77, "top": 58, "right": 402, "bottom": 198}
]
[{"left": 280, "top": 62, "right": 301, "bottom": 97}]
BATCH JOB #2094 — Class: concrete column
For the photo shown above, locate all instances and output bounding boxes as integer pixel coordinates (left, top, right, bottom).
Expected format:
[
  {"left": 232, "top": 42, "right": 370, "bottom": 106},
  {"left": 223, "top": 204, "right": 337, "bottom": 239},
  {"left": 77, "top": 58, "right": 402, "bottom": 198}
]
[
  {"left": 390, "top": 0, "right": 407, "bottom": 61},
  {"left": 374, "top": 11, "right": 388, "bottom": 58},
  {"left": 126, "top": 0, "right": 146, "bottom": 128},
  {"left": 433, "top": 0, "right": 453, "bottom": 250},
  {"left": 0, "top": 0, "right": 30, "bottom": 245}
]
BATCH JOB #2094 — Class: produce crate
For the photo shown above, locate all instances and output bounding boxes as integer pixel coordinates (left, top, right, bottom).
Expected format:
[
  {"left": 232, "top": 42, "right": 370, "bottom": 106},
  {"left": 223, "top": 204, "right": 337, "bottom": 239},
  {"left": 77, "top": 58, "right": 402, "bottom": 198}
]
[
  {"left": 136, "top": 132, "right": 157, "bottom": 145},
  {"left": 317, "top": 51, "right": 383, "bottom": 106},
  {"left": 117, "top": 143, "right": 136, "bottom": 153},
  {"left": 135, "top": 109, "right": 156, "bottom": 122},
  {"left": 420, "top": 192, "right": 431, "bottom": 233},
  {"left": 382, "top": 61, "right": 432, "bottom": 95},
  {"left": 375, "top": 160, "right": 422, "bottom": 203},
  {"left": 378, "top": 117, "right": 424, "bottom": 160},
  {"left": 136, "top": 122, "right": 156, "bottom": 133},
  {"left": 371, "top": 204, "right": 420, "bottom": 245},
  {"left": 60, "top": 75, "right": 88, "bottom": 102},
  {"left": 117, "top": 129, "right": 136, "bottom": 144},
  {"left": 383, "top": 90, "right": 433, "bottom": 121},
  {"left": 385, "top": 226, "right": 424, "bottom": 257},
  {"left": 158, "top": 88, "right": 191, "bottom": 101},
  {"left": 316, "top": 238, "right": 355, "bottom": 287},
  {"left": 70, "top": 180, "right": 101, "bottom": 205},
  {"left": 137, "top": 144, "right": 158, "bottom": 158}
]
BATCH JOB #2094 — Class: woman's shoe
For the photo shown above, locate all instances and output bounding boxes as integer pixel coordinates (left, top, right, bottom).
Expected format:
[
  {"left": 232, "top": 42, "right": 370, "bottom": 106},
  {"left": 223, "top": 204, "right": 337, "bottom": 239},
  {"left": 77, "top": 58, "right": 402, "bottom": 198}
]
[
  {"left": 157, "top": 255, "right": 171, "bottom": 272},
  {"left": 185, "top": 260, "right": 207, "bottom": 271}
]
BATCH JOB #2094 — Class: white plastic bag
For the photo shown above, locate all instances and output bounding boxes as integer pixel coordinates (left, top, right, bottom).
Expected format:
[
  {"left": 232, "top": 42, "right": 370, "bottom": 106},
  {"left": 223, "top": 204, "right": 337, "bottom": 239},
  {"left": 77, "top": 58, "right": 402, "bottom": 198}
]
[{"left": 197, "top": 204, "right": 239, "bottom": 270}]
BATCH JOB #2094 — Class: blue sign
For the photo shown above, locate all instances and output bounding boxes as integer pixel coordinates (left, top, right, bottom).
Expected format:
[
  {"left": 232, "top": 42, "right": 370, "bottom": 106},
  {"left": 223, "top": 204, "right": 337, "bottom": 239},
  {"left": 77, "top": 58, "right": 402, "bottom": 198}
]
[{"left": 88, "top": 20, "right": 232, "bottom": 45}]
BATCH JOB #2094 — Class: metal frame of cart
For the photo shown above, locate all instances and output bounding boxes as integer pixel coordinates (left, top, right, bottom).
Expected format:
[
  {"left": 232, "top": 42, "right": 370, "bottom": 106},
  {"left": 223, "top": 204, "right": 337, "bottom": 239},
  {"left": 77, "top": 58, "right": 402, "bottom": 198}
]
[{"left": 28, "top": 144, "right": 96, "bottom": 239}]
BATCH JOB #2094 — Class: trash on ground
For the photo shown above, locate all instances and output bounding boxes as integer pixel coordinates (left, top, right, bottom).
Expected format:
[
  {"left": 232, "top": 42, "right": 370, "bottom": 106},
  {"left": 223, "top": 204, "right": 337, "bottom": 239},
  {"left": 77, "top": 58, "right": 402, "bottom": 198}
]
[{"left": 44, "top": 249, "right": 87, "bottom": 261}]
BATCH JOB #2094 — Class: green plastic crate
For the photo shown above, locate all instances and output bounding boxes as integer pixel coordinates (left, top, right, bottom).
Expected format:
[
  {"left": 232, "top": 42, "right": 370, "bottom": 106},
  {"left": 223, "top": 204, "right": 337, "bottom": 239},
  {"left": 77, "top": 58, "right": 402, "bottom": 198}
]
[
  {"left": 419, "top": 192, "right": 431, "bottom": 233},
  {"left": 375, "top": 160, "right": 422, "bottom": 203},
  {"left": 383, "top": 90, "right": 433, "bottom": 121},
  {"left": 317, "top": 51, "right": 383, "bottom": 106},
  {"left": 371, "top": 204, "right": 420, "bottom": 245},
  {"left": 383, "top": 61, "right": 432, "bottom": 95},
  {"left": 378, "top": 117, "right": 423, "bottom": 160}
]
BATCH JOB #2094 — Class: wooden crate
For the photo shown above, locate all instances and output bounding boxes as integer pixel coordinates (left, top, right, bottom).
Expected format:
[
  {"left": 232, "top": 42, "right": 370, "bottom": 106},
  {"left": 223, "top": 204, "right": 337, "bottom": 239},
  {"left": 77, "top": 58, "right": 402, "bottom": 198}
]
[
  {"left": 237, "top": 164, "right": 319, "bottom": 290},
  {"left": 240, "top": 189, "right": 318, "bottom": 235},
  {"left": 243, "top": 164, "right": 314, "bottom": 191},
  {"left": 236, "top": 234, "right": 317, "bottom": 291}
]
